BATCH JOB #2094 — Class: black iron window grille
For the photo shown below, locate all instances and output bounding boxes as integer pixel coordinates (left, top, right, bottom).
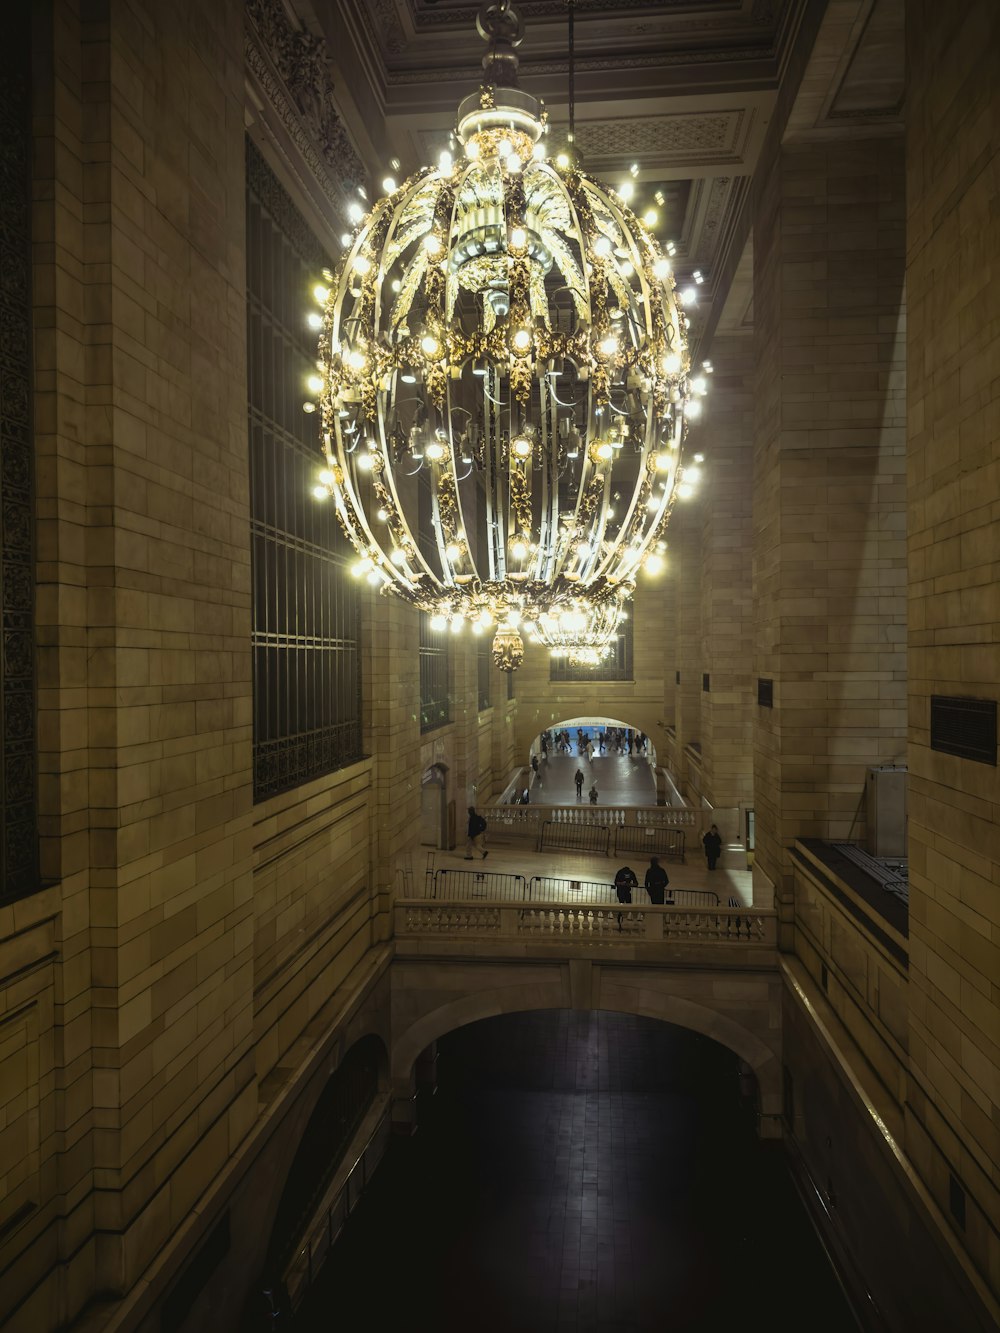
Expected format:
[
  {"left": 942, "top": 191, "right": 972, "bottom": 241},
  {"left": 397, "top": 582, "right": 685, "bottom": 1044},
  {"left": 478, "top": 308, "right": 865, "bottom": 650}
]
[
  {"left": 702, "top": 673, "right": 710, "bottom": 692},
  {"left": 930, "top": 695, "right": 997, "bottom": 766},
  {"left": 758, "top": 678, "right": 774, "bottom": 708},
  {"left": 420, "top": 614, "right": 451, "bottom": 732},
  {"left": 549, "top": 619, "right": 634, "bottom": 682},
  {"left": 246, "top": 140, "right": 363, "bottom": 801},
  {"left": 477, "top": 637, "right": 492, "bottom": 711},
  {"left": 0, "top": 6, "right": 38, "bottom": 901}
]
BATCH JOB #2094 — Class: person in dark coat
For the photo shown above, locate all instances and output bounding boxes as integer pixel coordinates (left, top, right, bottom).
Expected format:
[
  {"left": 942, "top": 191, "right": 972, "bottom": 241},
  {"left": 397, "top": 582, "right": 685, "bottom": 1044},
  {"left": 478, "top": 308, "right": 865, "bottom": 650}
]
[
  {"left": 465, "top": 806, "right": 489, "bottom": 859},
  {"left": 702, "top": 823, "right": 722, "bottom": 870},
  {"left": 574, "top": 768, "right": 585, "bottom": 800},
  {"left": 614, "top": 865, "right": 638, "bottom": 905},
  {"left": 645, "top": 856, "right": 669, "bottom": 905}
]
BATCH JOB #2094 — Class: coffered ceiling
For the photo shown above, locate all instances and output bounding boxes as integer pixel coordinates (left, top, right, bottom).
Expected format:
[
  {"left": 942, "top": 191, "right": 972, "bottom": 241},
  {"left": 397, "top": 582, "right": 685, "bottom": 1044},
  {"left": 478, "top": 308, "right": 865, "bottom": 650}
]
[{"left": 291, "top": 0, "right": 903, "bottom": 344}]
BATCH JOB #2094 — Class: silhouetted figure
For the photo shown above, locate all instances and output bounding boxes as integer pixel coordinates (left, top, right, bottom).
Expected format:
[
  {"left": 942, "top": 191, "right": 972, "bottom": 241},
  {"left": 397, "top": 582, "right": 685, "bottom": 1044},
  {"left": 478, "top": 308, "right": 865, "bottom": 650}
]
[
  {"left": 575, "top": 768, "right": 585, "bottom": 800},
  {"left": 531, "top": 754, "right": 539, "bottom": 776},
  {"left": 703, "top": 824, "right": 722, "bottom": 870},
  {"left": 645, "top": 856, "right": 669, "bottom": 905},
  {"left": 614, "top": 865, "right": 637, "bottom": 905},
  {"left": 588, "top": 783, "right": 599, "bottom": 804},
  {"left": 466, "top": 806, "right": 489, "bottom": 859}
]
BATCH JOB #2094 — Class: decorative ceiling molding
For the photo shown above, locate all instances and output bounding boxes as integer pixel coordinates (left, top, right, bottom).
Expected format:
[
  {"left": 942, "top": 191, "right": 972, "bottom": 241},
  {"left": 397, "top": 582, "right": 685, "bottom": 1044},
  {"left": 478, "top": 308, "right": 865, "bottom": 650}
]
[
  {"left": 245, "top": 0, "right": 367, "bottom": 204},
  {"left": 406, "top": 0, "right": 782, "bottom": 34},
  {"left": 574, "top": 109, "right": 753, "bottom": 168}
]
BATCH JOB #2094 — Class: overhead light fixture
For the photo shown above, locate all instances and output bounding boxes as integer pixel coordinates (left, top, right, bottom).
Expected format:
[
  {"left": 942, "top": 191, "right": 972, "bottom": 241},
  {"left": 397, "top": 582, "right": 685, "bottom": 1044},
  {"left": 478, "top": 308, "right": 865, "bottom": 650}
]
[{"left": 309, "top": 1, "right": 695, "bottom": 670}]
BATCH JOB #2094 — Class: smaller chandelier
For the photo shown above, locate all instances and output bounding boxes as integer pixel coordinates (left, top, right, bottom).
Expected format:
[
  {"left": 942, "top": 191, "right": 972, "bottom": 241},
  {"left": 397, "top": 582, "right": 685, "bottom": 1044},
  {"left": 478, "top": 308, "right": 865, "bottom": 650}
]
[{"left": 310, "top": 1, "right": 701, "bottom": 669}]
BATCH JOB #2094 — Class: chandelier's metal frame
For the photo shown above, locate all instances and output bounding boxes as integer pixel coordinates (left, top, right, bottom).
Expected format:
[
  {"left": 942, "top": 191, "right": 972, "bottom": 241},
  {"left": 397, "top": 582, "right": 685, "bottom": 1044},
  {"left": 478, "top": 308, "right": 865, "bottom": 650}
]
[{"left": 313, "top": 3, "right": 696, "bottom": 669}]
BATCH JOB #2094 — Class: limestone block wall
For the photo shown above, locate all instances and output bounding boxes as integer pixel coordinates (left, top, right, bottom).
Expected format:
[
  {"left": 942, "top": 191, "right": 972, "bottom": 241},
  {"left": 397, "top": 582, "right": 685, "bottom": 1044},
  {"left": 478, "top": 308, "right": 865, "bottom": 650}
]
[
  {"left": 905, "top": 0, "right": 1000, "bottom": 1305},
  {"left": 669, "top": 505, "right": 704, "bottom": 798},
  {"left": 698, "top": 335, "right": 754, "bottom": 813},
  {"left": 753, "top": 133, "right": 908, "bottom": 910}
]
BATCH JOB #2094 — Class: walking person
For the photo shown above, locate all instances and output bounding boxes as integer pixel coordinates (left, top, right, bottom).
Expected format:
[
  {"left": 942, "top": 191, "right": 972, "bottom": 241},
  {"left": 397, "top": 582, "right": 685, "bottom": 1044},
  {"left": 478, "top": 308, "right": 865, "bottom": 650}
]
[
  {"left": 702, "top": 823, "right": 722, "bottom": 871},
  {"left": 645, "top": 855, "right": 669, "bottom": 905},
  {"left": 465, "top": 806, "right": 489, "bottom": 859},
  {"left": 531, "top": 753, "right": 539, "bottom": 777},
  {"left": 575, "top": 768, "right": 585, "bottom": 801}
]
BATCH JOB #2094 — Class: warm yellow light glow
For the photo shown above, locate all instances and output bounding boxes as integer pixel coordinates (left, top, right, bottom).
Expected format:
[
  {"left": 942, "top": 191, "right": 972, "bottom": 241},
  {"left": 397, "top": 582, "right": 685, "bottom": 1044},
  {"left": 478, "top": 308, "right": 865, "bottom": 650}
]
[
  {"left": 430, "top": 614, "right": 447, "bottom": 631},
  {"left": 512, "top": 436, "right": 532, "bottom": 457},
  {"left": 510, "top": 226, "right": 527, "bottom": 249},
  {"left": 555, "top": 152, "right": 570, "bottom": 168},
  {"left": 423, "top": 234, "right": 443, "bottom": 256},
  {"left": 593, "top": 236, "right": 612, "bottom": 257},
  {"left": 677, "top": 483, "right": 694, "bottom": 500},
  {"left": 598, "top": 335, "right": 619, "bottom": 356},
  {"left": 654, "top": 452, "right": 672, "bottom": 472},
  {"left": 596, "top": 442, "right": 613, "bottom": 460},
  {"left": 662, "top": 352, "right": 681, "bottom": 374},
  {"left": 346, "top": 349, "right": 366, "bottom": 370},
  {"left": 692, "top": 375, "right": 708, "bottom": 395},
  {"left": 685, "top": 399, "right": 703, "bottom": 418},
  {"left": 445, "top": 543, "right": 460, "bottom": 560},
  {"left": 391, "top": 548, "right": 407, "bottom": 565},
  {"left": 302, "top": 401, "right": 316, "bottom": 414},
  {"left": 356, "top": 453, "right": 373, "bottom": 471},
  {"left": 421, "top": 334, "right": 441, "bottom": 356},
  {"left": 511, "top": 540, "right": 528, "bottom": 559},
  {"left": 382, "top": 176, "right": 397, "bottom": 193},
  {"left": 511, "top": 328, "right": 532, "bottom": 353},
  {"left": 618, "top": 182, "right": 634, "bottom": 201},
  {"left": 353, "top": 254, "right": 372, "bottom": 276},
  {"left": 425, "top": 440, "right": 446, "bottom": 461},
  {"left": 307, "top": 312, "right": 323, "bottom": 330},
  {"left": 313, "top": 283, "right": 330, "bottom": 304},
  {"left": 307, "top": 374, "right": 323, "bottom": 394},
  {"left": 312, "top": 485, "right": 328, "bottom": 499},
  {"left": 643, "top": 209, "right": 657, "bottom": 226},
  {"left": 653, "top": 258, "right": 671, "bottom": 279},
  {"left": 644, "top": 553, "right": 665, "bottom": 575}
]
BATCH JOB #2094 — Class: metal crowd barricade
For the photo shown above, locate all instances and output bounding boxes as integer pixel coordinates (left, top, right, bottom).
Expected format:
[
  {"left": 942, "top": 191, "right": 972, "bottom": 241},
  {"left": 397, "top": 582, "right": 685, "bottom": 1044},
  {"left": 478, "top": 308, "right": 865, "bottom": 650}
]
[
  {"left": 538, "top": 820, "right": 611, "bottom": 855},
  {"left": 528, "top": 876, "right": 618, "bottom": 905},
  {"left": 432, "top": 868, "right": 527, "bottom": 902},
  {"left": 613, "top": 824, "right": 686, "bottom": 863}
]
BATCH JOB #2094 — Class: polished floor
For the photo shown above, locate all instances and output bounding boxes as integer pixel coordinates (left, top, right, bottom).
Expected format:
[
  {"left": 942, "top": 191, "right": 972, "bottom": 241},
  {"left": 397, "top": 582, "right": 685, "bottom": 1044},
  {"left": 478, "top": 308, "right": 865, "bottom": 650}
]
[
  {"left": 296, "top": 1012, "right": 857, "bottom": 1332},
  {"left": 526, "top": 747, "right": 658, "bottom": 806}
]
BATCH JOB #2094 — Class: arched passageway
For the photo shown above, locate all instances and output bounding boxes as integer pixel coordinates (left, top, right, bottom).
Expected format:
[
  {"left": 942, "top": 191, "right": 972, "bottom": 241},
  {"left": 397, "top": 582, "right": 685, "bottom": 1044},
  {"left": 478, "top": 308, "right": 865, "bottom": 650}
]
[
  {"left": 525, "top": 715, "right": 657, "bottom": 805},
  {"left": 295, "top": 1012, "right": 855, "bottom": 1333}
]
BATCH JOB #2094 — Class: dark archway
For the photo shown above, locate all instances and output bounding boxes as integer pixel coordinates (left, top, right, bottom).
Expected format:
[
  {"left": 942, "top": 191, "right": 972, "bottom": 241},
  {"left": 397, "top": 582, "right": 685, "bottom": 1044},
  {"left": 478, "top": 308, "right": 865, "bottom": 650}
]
[
  {"left": 527, "top": 716, "right": 657, "bottom": 804},
  {"left": 264, "top": 1033, "right": 387, "bottom": 1279}
]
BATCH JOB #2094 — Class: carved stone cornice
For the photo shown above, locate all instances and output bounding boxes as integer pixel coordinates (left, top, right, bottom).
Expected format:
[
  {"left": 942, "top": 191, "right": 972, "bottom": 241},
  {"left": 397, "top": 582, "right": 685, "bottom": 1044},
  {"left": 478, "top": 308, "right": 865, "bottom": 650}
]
[{"left": 245, "top": 0, "right": 366, "bottom": 212}]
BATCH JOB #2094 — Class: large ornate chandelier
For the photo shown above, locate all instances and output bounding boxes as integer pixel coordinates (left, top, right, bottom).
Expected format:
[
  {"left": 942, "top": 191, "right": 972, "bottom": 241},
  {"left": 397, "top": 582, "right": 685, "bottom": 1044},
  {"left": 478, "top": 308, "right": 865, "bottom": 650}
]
[{"left": 311, "top": 1, "right": 700, "bottom": 669}]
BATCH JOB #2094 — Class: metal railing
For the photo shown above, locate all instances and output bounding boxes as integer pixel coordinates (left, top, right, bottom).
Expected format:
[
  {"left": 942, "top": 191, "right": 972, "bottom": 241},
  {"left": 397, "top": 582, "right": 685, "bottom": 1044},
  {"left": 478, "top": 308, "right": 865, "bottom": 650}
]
[
  {"left": 414, "top": 871, "right": 721, "bottom": 908},
  {"left": 613, "top": 824, "right": 686, "bottom": 862},
  {"left": 538, "top": 820, "right": 611, "bottom": 855},
  {"left": 490, "top": 802, "right": 700, "bottom": 831}
]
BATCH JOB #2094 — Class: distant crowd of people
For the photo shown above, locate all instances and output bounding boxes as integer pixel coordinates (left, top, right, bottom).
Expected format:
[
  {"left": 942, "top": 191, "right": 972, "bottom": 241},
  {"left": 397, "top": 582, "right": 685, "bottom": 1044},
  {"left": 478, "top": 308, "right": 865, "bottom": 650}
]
[{"left": 538, "top": 725, "right": 648, "bottom": 761}]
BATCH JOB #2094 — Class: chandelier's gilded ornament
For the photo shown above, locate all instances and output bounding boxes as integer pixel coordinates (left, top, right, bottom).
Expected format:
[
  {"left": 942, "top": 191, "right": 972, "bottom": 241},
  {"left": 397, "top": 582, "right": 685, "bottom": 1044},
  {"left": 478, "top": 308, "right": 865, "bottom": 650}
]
[{"left": 313, "top": 1, "right": 696, "bottom": 669}]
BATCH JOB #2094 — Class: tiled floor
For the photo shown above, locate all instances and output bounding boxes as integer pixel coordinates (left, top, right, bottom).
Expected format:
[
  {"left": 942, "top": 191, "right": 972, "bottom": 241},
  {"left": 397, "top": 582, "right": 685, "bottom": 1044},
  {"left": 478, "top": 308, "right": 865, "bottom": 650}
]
[{"left": 297, "top": 1013, "right": 858, "bottom": 1332}]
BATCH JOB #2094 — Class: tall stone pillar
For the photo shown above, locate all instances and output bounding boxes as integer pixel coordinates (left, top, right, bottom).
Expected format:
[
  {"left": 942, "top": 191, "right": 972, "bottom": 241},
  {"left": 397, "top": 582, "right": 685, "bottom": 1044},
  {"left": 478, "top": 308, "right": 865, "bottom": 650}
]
[
  {"left": 698, "top": 335, "right": 754, "bottom": 824},
  {"left": 671, "top": 504, "right": 704, "bottom": 801},
  {"left": 752, "top": 133, "right": 908, "bottom": 929},
  {"left": 33, "top": 0, "right": 255, "bottom": 1302},
  {"left": 906, "top": 0, "right": 1000, "bottom": 1298}
]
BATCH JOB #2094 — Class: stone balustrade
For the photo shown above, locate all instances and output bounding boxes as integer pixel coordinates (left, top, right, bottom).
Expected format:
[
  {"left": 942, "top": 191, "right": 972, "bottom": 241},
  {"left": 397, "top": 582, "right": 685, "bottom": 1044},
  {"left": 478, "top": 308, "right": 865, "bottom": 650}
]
[{"left": 395, "top": 898, "right": 777, "bottom": 947}]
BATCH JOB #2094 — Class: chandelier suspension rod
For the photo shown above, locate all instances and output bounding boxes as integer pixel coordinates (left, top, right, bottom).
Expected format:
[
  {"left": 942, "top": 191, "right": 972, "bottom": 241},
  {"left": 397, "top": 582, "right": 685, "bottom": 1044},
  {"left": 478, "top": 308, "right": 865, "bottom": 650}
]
[{"left": 568, "top": 0, "right": 576, "bottom": 145}]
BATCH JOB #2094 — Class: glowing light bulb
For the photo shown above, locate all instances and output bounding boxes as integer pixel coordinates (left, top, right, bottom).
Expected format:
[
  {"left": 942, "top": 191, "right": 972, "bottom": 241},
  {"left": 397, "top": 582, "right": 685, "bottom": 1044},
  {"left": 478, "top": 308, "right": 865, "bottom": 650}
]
[
  {"left": 598, "top": 335, "right": 619, "bottom": 357},
  {"left": 498, "top": 139, "right": 512, "bottom": 157},
  {"left": 685, "top": 399, "right": 703, "bottom": 418},
  {"left": 593, "top": 236, "right": 612, "bottom": 257},
  {"left": 306, "top": 374, "right": 323, "bottom": 394},
  {"left": 302, "top": 401, "right": 315, "bottom": 413},
  {"left": 356, "top": 453, "right": 373, "bottom": 471},
  {"left": 307, "top": 312, "right": 323, "bottom": 330},
  {"left": 653, "top": 258, "right": 671, "bottom": 279},
  {"left": 677, "top": 483, "right": 694, "bottom": 500},
  {"left": 346, "top": 349, "right": 366, "bottom": 370},
  {"left": 382, "top": 176, "right": 397, "bottom": 193},
  {"left": 644, "top": 553, "right": 665, "bottom": 575},
  {"left": 421, "top": 334, "right": 441, "bottom": 357},
  {"left": 347, "top": 202, "right": 364, "bottom": 224},
  {"left": 439, "top": 149, "right": 454, "bottom": 171},
  {"left": 511, "top": 328, "right": 532, "bottom": 353},
  {"left": 510, "top": 226, "right": 527, "bottom": 249},
  {"left": 313, "top": 283, "right": 330, "bottom": 304},
  {"left": 685, "top": 467, "right": 702, "bottom": 485},
  {"left": 425, "top": 441, "right": 446, "bottom": 461},
  {"left": 318, "top": 470, "right": 335, "bottom": 486},
  {"left": 450, "top": 618, "right": 463, "bottom": 634},
  {"left": 445, "top": 543, "right": 460, "bottom": 561},
  {"left": 512, "top": 436, "right": 532, "bottom": 458},
  {"left": 692, "top": 376, "right": 708, "bottom": 395},
  {"left": 423, "top": 234, "right": 443, "bottom": 257},
  {"left": 556, "top": 152, "right": 570, "bottom": 169},
  {"left": 511, "top": 540, "right": 528, "bottom": 560},
  {"left": 312, "top": 485, "right": 328, "bottom": 499},
  {"left": 466, "top": 140, "right": 480, "bottom": 159},
  {"left": 662, "top": 352, "right": 681, "bottom": 375},
  {"left": 340, "top": 233, "right": 351, "bottom": 248},
  {"left": 693, "top": 452, "right": 705, "bottom": 463},
  {"left": 391, "top": 548, "right": 407, "bottom": 565},
  {"left": 618, "top": 181, "right": 634, "bottom": 201},
  {"left": 376, "top": 508, "right": 388, "bottom": 522},
  {"left": 366, "top": 569, "right": 381, "bottom": 585},
  {"left": 353, "top": 254, "right": 372, "bottom": 276},
  {"left": 506, "top": 154, "right": 522, "bottom": 173},
  {"left": 680, "top": 286, "right": 697, "bottom": 305},
  {"left": 654, "top": 452, "right": 672, "bottom": 472},
  {"left": 596, "top": 442, "right": 613, "bottom": 461},
  {"left": 531, "top": 142, "right": 546, "bottom": 160},
  {"left": 430, "top": 614, "right": 447, "bottom": 631}
]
